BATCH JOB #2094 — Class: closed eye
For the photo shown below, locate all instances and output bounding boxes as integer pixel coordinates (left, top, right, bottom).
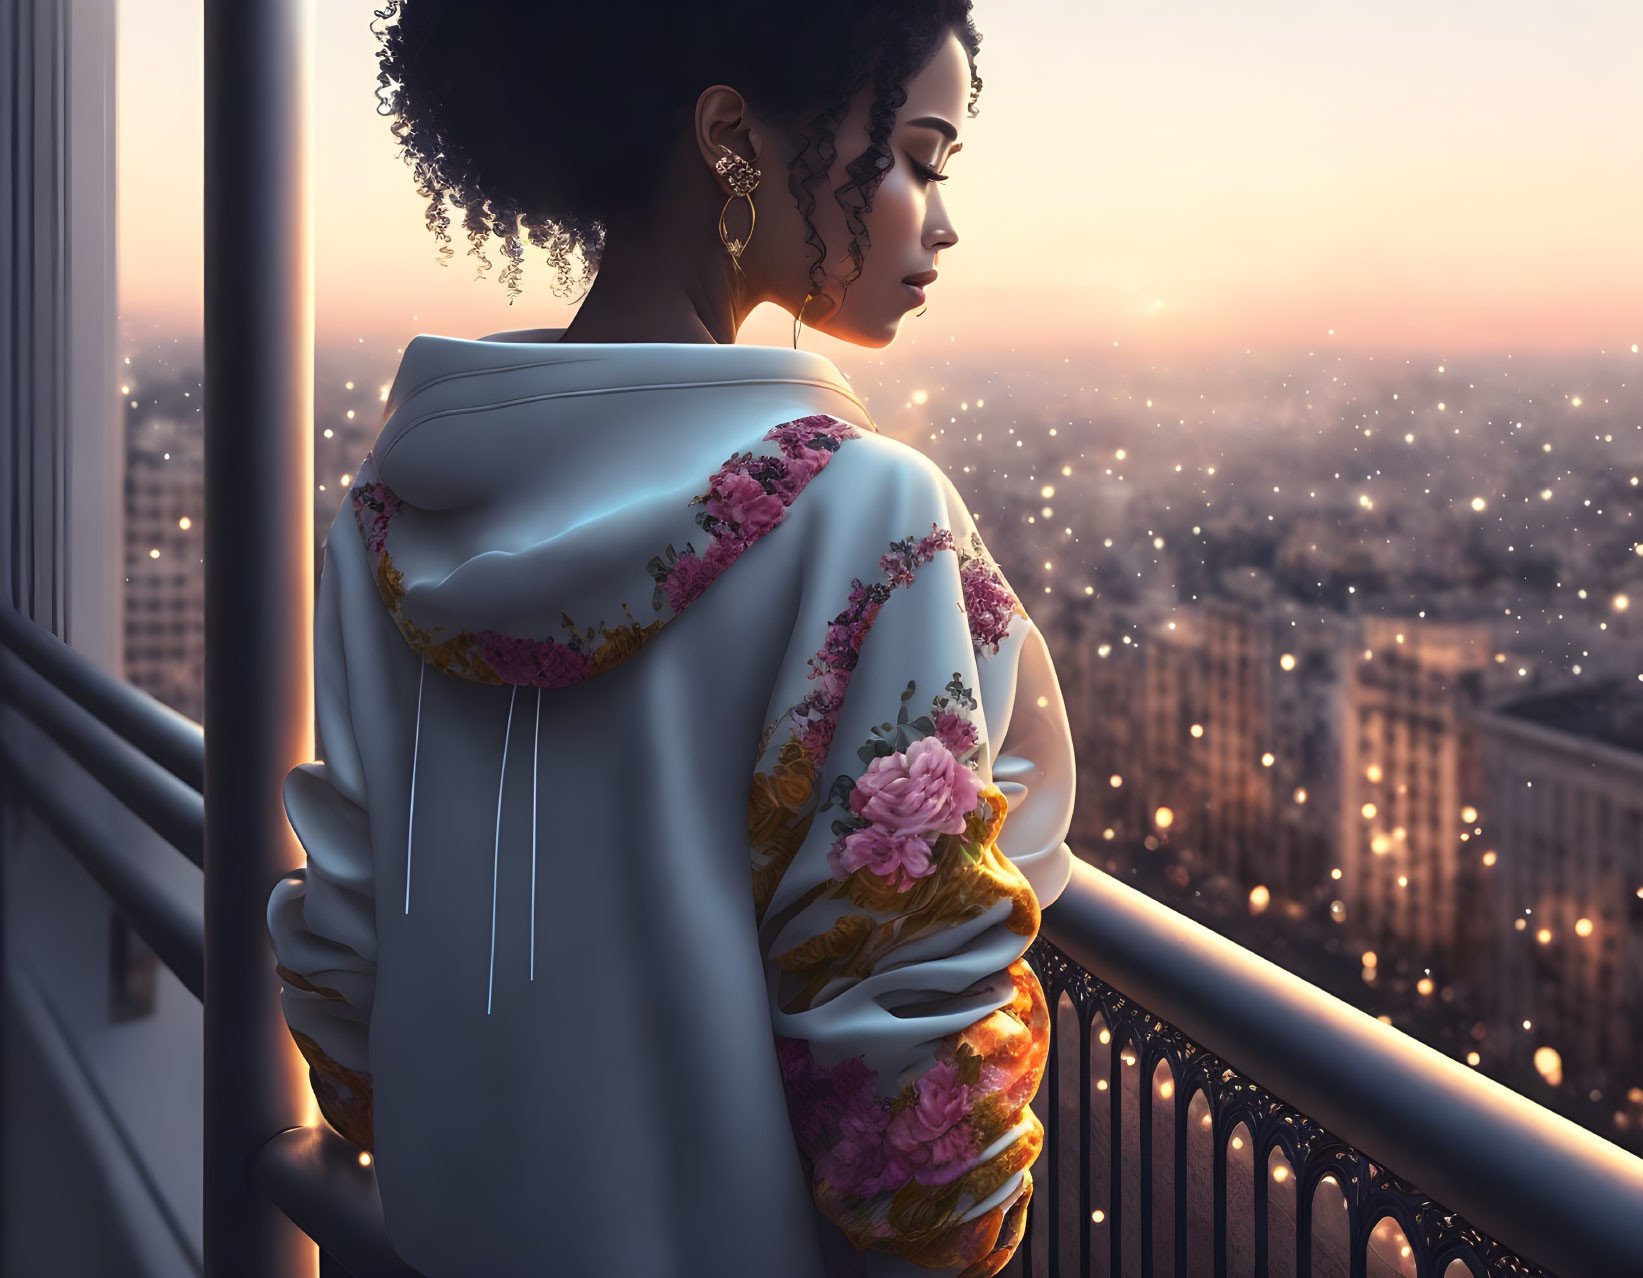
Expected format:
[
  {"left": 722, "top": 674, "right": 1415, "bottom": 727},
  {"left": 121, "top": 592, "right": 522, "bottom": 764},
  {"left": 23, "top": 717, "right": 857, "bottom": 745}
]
[{"left": 907, "top": 154, "right": 949, "bottom": 184}]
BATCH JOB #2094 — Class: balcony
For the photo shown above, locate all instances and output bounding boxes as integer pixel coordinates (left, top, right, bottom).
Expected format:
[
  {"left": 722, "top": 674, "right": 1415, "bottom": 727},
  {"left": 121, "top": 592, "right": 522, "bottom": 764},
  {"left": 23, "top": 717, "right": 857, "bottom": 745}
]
[
  {"left": 7, "top": 602, "right": 1643, "bottom": 1276},
  {"left": 5, "top": 2, "right": 1643, "bottom": 1276}
]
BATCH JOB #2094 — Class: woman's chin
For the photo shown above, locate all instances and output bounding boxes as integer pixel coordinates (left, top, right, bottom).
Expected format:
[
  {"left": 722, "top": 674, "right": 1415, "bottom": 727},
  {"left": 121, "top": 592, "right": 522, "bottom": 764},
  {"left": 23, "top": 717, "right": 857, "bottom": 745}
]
[{"left": 826, "top": 316, "right": 901, "bottom": 350}]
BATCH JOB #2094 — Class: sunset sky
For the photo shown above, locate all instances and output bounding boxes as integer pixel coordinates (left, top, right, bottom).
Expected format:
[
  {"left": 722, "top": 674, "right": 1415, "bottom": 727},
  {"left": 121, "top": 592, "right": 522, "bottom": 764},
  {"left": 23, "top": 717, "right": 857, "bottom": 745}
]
[{"left": 118, "top": 0, "right": 1642, "bottom": 359}]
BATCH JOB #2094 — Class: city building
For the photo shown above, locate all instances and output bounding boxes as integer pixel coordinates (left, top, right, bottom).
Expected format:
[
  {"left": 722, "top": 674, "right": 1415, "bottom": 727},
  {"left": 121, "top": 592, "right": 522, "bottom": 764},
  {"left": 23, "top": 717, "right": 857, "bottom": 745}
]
[
  {"left": 1477, "top": 682, "right": 1643, "bottom": 1094},
  {"left": 123, "top": 411, "right": 205, "bottom": 723},
  {"left": 1335, "top": 616, "right": 1492, "bottom": 970}
]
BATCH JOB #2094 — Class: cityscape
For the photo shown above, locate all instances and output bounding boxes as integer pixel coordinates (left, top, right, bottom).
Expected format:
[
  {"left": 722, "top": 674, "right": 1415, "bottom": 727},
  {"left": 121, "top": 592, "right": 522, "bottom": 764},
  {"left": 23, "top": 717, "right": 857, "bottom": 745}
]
[{"left": 117, "top": 325, "right": 1643, "bottom": 1165}]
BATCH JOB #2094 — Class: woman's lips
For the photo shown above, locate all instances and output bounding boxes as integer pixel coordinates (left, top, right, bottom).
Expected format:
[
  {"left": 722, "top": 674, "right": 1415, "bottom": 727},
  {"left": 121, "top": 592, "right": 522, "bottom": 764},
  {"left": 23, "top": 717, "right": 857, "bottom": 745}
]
[{"left": 904, "top": 283, "right": 926, "bottom": 306}]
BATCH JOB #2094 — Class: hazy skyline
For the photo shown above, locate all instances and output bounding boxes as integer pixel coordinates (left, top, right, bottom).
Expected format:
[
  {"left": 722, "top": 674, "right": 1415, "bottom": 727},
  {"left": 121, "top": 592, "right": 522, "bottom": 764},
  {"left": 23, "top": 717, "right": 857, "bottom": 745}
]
[{"left": 118, "top": 0, "right": 1643, "bottom": 360}]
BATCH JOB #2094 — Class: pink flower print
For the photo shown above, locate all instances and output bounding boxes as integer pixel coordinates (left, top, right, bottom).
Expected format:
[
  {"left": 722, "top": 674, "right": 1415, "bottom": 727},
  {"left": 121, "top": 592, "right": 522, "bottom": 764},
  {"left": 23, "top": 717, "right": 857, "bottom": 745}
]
[
  {"left": 848, "top": 736, "right": 985, "bottom": 838},
  {"left": 705, "top": 454, "right": 751, "bottom": 493},
  {"left": 887, "top": 1057, "right": 972, "bottom": 1182},
  {"left": 886, "top": 1059, "right": 976, "bottom": 1186},
  {"left": 824, "top": 621, "right": 855, "bottom": 654},
  {"left": 914, "top": 526, "right": 955, "bottom": 561},
  {"left": 811, "top": 665, "right": 850, "bottom": 706},
  {"left": 761, "top": 455, "right": 808, "bottom": 504},
  {"left": 775, "top": 1036, "right": 817, "bottom": 1091},
  {"left": 774, "top": 1035, "right": 910, "bottom": 1200},
  {"left": 879, "top": 549, "right": 917, "bottom": 589},
  {"left": 352, "top": 481, "right": 401, "bottom": 554},
  {"left": 819, "top": 1104, "right": 912, "bottom": 1200},
  {"left": 846, "top": 578, "right": 878, "bottom": 609},
  {"left": 473, "top": 631, "right": 542, "bottom": 685},
  {"left": 706, "top": 469, "right": 786, "bottom": 538},
  {"left": 662, "top": 551, "right": 716, "bottom": 612},
  {"left": 699, "top": 532, "right": 741, "bottom": 575},
  {"left": 769, "top": 415, "right": 855, "bottom": 469},
  {"left": 535, "top": 640, "right": 595, "bottom": 688},
  {"left": 782, "top": 1042, "right": 877, "bottom": 1151},
  {"left": 878, "top": 525, "right": 952, "bottom": 587},
  {"left": 474, "top": 630, "right": 591, "bottom": 688},
  {"left": 961, "top": 558, "right": 1019, "bottom": 654},
  {"left": 932, "top": 710, "right": 978, "bottom": 757},
  {"left": 827, "top": 825, "right": 938, "bottom": 890},
  {"left": 798, "top": 714, "right": 836, "bottom": 764}
]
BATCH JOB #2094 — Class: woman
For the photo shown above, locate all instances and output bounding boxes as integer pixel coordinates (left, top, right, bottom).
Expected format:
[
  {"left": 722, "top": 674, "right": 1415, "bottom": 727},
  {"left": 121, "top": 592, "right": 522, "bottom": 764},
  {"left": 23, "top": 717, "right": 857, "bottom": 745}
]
[{"left": 266, "top": 4, "right": 1077, "bottom": 1275}]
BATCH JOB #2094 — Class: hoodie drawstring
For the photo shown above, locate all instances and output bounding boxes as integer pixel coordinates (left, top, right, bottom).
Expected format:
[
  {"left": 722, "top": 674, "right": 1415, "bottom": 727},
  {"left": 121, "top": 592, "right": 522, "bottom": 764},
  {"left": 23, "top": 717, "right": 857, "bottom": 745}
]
[
  {"left": 405, "top": 652, "right": 426, "bottom": 915},
  {"left": 532, "top": 686, "right": 541, "bottom": 982},
  {"left": 488, "top": 684, "right": 519, "bottom": 1015}
]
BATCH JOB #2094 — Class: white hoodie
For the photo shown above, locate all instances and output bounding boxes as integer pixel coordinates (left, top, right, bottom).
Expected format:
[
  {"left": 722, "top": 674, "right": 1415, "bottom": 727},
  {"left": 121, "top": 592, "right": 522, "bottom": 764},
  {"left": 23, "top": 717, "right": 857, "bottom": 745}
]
[{"left": 266, "top": 329, "right": 1075, "bottom": 1278}]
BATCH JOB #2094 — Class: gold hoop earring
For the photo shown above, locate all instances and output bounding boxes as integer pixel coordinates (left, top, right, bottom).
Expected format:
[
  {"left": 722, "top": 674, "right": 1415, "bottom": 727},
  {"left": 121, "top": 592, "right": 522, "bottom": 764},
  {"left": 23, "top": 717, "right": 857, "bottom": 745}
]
[
  {"left": 714, "top": 147, "right": 760, "bottom": 285},
  {"left": 793, "top": 292, "right": 816, "bottom": 349},
  {"left": 793, "top": 254, "right": 854, "bottom": 348}
]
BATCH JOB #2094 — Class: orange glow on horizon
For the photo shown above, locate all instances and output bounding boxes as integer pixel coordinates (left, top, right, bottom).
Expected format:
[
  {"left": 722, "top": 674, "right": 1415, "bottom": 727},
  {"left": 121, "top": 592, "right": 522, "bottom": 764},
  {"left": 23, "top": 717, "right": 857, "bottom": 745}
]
[{"left": 115, "top": 1, "right": 1643, "bottom": 358}]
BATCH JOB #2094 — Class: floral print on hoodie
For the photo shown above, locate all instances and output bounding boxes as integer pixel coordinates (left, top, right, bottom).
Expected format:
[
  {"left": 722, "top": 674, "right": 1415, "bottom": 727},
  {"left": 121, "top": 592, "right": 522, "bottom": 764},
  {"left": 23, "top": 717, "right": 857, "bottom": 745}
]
[
  {"left": 748, "top": 513, "right": 1048, "bottom": 1277},
  {"left": 348, "top": 414, "right": 862, "bottom": 687}
]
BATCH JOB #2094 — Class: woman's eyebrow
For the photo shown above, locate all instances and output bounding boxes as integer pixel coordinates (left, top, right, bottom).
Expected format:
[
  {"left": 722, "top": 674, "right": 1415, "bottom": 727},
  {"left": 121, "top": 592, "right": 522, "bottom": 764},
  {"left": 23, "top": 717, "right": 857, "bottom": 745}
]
[{"left": 905, "top": 115, "right": 957, "bottom": 142}]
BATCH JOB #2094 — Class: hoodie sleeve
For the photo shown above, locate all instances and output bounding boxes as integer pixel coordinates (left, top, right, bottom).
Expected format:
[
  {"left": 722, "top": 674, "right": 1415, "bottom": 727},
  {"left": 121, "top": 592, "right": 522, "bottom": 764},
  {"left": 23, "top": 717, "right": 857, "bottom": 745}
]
[
  {"left": 750, "top": 452, "right": 1075, "bottom": 1278},
  {"left": 266, "top": 523, "right": 378, "bottom": 1152}
]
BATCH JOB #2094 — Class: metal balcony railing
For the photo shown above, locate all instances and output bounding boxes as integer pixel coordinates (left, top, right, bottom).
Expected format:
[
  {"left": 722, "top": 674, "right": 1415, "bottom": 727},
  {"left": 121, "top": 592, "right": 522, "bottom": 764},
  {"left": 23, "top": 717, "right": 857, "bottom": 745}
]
[
  {"left": 6, "top": 603, "right": 1643, "bottom": 1278},
  {"left": 1015, "top": 873, "right": 1643, "bottom": 1277},
  {"left": 0, "top": 602, "right": 414, "bottom": 1277}
]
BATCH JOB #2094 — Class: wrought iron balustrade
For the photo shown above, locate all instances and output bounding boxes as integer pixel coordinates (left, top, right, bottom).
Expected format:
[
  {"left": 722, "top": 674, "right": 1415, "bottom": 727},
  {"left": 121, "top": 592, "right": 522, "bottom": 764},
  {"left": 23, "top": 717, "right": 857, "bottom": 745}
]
[{"left": 1008, "top": 862, "right": 1643, "bottom": 1278}]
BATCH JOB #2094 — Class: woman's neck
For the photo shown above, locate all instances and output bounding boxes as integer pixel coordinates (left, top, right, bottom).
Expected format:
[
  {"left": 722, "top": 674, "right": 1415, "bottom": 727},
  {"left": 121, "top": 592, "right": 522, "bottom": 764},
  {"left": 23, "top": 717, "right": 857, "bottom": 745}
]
[{"left": 557, "top": 219, "right": 745, "bottom": 345}]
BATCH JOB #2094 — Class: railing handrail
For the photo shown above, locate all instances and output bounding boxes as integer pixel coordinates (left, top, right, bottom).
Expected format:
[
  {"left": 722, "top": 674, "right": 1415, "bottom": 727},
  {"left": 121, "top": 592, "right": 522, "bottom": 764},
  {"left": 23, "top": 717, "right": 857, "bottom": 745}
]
[
  {"left": 250, "top": 1127, "right": 423, "bottom": 1278},
  {"left": 0, "top": 643, "right": 205, "bottom": 866},
  {"left": 0, "top": 730, "right": 205, "bottom": 999},
  {"left": 0, "top": 603, "right": 205, "bottom": 792},
  {"left": 1041, "top": 857, "right": 1643, "bottom": 1276}
]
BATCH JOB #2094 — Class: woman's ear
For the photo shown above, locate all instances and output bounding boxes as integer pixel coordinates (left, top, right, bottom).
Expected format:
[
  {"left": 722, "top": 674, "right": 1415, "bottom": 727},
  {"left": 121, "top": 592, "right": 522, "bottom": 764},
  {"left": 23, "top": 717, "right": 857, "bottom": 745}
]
[{"left": 694, "top": 83, "right": 757, "bottom": 177}]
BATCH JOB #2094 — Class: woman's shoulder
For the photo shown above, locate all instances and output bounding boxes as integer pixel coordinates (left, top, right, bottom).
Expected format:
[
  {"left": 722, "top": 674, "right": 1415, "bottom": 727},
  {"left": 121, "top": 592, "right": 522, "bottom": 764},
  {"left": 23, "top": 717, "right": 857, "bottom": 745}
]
[
  {"left": 816, "top": 423, "right": 953, "bottom": 501},
  {"left": 803, "top": 421, "right": 979, "bottom": 542}
]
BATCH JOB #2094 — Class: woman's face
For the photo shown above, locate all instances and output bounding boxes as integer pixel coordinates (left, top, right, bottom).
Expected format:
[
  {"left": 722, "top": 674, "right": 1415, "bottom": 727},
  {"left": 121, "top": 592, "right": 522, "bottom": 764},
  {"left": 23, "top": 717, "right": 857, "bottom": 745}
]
[{"left": 744, "top": 30, "right": 970, "bottom": 349}]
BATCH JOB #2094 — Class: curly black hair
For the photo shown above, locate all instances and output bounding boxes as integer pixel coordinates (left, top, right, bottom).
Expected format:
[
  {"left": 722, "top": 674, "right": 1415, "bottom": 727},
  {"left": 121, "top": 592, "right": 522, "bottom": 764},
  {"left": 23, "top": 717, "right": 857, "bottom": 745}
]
[{"left": 369, "top": 1, "right": 983, "bottom": 307}]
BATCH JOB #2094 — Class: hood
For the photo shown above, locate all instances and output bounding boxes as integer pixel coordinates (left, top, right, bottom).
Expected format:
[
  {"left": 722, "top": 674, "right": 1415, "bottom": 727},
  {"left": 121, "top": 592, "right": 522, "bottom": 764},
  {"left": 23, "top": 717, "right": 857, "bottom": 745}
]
[{"left": 343, "top": 327, "right": 879, "bottom": 690}]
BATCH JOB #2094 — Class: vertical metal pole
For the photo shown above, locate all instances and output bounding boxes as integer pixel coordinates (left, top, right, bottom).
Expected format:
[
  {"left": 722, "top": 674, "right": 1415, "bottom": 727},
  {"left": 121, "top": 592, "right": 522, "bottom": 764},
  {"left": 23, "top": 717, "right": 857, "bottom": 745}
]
[
  {"left": 27, "top": 0, "right": 47, "bottom": 623},
  {"left": 1212, "top": 1113, "right": 1227, "bottom": 1277},
  {"left": 13, "top": 0, "right": 33, "bottom": 618},
  {"left": 1, "top": 0, "right": 15, "bottom": 618},
  {"left": 1173, "top": 1085, "right": 1188, "bottom": 1278},
  {"left": 202, "top": 1, "right": 315, "bottom": 1274},
  {"left": 1139, "top": 1051, "right": 1153, "bottom": 1278},
  {"left": 0, "top": 1, "right": 11, "bottom": 1242},
  {"left": 1295, "top": 1167, "right": 1312, "bottom": 1278},
  {"left": 63, "top": 0, "right": 121, "bottom": 677},
  {"left": 1078, "top": 1009, "right": 1091, "bottom": 1278},
  {"left": 1109, "top": 1033, "right": 1123, "bottom": 1277},
  {"left": 50, "top": 0, "right": 64, "bottom": 641},
  {"left": 1253, "top": 1136, "right": 1269, "bottom": 1276}
]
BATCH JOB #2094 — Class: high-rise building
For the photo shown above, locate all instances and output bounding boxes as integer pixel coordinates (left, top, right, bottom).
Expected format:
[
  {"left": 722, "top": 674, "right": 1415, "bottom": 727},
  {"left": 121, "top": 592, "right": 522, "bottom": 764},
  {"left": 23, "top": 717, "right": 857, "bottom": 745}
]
[
  {"left": 123, "top": 412, "right": 206, "bottom": 723},
  {"left": 1477, "top": 683, "right": 1643, "bottom": 1093},
  {"left": 1060, "top": 614, "right": 1149, "bottom": 860},
  {"left": 1336, "top": 617, "right": 1492, "bottom": 970},
  {"left": 1138, "top": 579, "right": 1342, "bottom": 903}
]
